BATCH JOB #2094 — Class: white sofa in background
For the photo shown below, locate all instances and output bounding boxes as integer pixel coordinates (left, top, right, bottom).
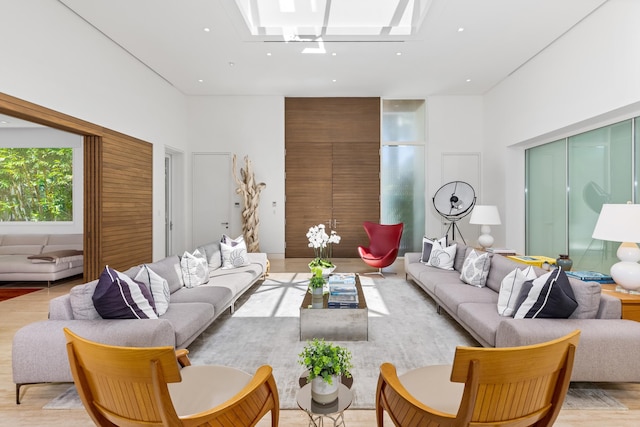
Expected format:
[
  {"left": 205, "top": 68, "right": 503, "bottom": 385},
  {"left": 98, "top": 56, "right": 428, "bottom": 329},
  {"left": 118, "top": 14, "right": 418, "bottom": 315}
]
[{"left": 0, "top": 234, "right": 83, "bottom": 284}]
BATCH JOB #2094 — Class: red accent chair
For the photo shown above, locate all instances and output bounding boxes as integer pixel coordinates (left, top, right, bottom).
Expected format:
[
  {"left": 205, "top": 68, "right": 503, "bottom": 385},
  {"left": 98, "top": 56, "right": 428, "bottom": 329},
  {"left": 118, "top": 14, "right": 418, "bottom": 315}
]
[{"left": 357, "top": 222, "right": 404, "bottom": 277}]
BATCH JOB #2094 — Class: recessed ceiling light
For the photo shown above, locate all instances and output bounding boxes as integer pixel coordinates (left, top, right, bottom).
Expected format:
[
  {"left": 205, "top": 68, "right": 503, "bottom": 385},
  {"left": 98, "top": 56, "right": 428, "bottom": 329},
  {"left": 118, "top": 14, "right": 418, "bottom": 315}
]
[
  {"left": 332, "top": 52, "right": 337, "bottom": 56},
  {"left": 466, "top": 79, "right": 471, "bottom": 82},
  {"left": 198, "top": 79, "right": 204, "bottom": 83},
  {"left": 458, "top": 27, "right": 465, "bottom": 32},
  {"left": 332, "top": 79, "right": 337, "bottom": 83},
  {"left": 204, "top": 27, "right": 211, "bottom": 32},
  {"left": 266, "top": 52, "right": 272, "bottom": 56},
  {"left": 228, "top": 62, "right": 235, "bottom": 67},
  {"left": 396, "top": 52, "right": 402, "bottom": 56}
]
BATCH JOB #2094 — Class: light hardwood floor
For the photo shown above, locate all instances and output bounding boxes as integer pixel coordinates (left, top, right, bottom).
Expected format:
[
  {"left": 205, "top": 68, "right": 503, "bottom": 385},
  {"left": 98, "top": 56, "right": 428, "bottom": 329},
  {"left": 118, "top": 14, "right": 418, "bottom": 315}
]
[{"left": 1, "top": 258, "right": 639, "bottom": 426}]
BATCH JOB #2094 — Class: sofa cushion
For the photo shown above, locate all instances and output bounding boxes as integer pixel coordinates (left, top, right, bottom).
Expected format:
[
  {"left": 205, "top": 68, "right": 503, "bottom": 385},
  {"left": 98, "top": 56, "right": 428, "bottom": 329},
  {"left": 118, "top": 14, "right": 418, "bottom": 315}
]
[
  {"left": 171, "top": 285, "right": 234, "bottom": 315},
  {"left": 145, "top": 255, "right": 184, "bottom": 294},
  {"left": 497, "top": 266, "right": 537, "bottom": 317},
  {"left": 453, "top": 244, "right": 471, "bottom": 272},
  {"left": 514, "top": 268, "right": 578, "bottom": 319},
  {"left": 0, "top": 245, "right": 44, "bottom": 255},
  {"left": 485, "top": 254, "right": 531, "bottom": 293},
  {"left": 135, "top": 265, "right": 171, "bottom": 316},
  {"left": 69, "top": 280, "right": 101, "bottom": 320},
  {"left": 568, "top": 277, "right": 602, "bottom": 319},
  {"left": 434, "top": 282, "right": 499, "bottom": 315},
  {"left": 457, "top": 302, "right": 504, "bottom": 346},
  {"left": 427, "top": 242, "right": 457, "bottom": 270},
  {"left": 416, "top": 268, "right": 459, "bottom": 294},
  {"left": 198, "top": 241, "right": 223, "bottom": 270},
  {"left": 159, "top": 302, "right": 215, "bottom": 348},
  {"left": 92, "top": 266, "right": 158, "bottom": 319},
  {"left": 221, "top": 235, "right": 251, "bottom": 269},
  {"left": 459, "top": 250, "right": 491, "bottom": 288},
  {"left": 181, "top": 249, "right": 209, "bottom": 288},
  {"left": 420, "top": 236, "right": 447, "bottom": 263}
]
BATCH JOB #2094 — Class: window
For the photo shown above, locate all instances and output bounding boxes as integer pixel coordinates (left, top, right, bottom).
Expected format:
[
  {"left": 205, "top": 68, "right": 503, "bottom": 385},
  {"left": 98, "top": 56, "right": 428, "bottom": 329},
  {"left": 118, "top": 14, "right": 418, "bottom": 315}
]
[
  {"left": 381, "top": 100, "right": 426, "bottom": 254},
  {"left": 0, "top": 147, "right": 73, "bottom": 221}
]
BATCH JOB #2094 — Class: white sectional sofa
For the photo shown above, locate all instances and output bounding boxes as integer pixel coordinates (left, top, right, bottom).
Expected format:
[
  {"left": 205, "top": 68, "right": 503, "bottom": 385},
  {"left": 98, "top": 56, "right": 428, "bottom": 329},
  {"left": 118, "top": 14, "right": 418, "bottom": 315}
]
[
  {"left": 12, "top": 240, "right": 267, "bottom": 403},
  {"left": 0, "top": 234, "right": 83, "bottom": 284},
  {"left": 405, "top": 243, "right": 640, "bottom": 383}
]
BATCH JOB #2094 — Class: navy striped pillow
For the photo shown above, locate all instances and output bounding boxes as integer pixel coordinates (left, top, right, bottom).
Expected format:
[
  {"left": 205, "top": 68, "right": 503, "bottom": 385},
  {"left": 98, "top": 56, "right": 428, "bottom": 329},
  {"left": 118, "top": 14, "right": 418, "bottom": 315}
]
[{"left": 93, "top": 266, "right": 158, "bottom": 319}]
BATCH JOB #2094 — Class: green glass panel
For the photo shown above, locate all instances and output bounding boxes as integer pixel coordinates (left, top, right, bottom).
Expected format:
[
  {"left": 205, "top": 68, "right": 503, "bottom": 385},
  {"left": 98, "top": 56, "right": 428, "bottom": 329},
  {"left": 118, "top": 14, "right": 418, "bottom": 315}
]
[
  {"left": 381, "top": 145, "right": 425, "bottom": 255},
  {"left": 568, "top": 121, "right": 632, "bottom": 272},
  {"left": 525, "top": 140, "right": 567, "bottom": 256},
  {"left": 382, "top": 100, "right": 425, "bottom": 143}
]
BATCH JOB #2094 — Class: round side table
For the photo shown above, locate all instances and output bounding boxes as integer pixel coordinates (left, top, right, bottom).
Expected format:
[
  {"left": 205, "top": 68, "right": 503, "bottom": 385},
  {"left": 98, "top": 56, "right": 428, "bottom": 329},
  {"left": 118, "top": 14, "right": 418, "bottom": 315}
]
[{"left": 296, "top": 383, "right": 353, "bottom": 427}]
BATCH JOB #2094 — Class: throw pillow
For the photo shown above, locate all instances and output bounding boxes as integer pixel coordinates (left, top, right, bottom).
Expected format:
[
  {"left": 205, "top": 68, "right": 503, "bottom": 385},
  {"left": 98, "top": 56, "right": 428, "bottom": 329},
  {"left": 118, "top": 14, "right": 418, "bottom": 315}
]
[
  {"left": 220, "top": 235, "right": 250, "bottom": 269},
  {"left": 92, "top": 266, "right": 158, "bottom": 319},
  {"left": 427, "top": 241, "right": 457, "bottom": 270},
  {"left": 497, "top": 266, "right": 537, "bottom": 317},
  {"left": 459, "top": 250, "right": 491, "bottom": 287},
  {"left": 514, "top": 268, "right": 578, "bottom": 319},
  {"left": 180, "top": 249, "right": 209, "bottom": 288},
  {"left": 134, "top": 265, "right": 171, "bottom": 316},
  {"left": 420, "top": 236, "right": 447, "bottom": 264}
]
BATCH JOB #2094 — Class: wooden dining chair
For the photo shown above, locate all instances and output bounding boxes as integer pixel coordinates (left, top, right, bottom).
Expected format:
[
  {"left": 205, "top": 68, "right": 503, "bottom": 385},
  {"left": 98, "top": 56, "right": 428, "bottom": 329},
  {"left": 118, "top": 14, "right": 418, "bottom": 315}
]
[
  {"left": 376, "top": 330, "right": 580, "bottom": 427},
  {"left": 64, "top": 328, "right": 279, "bottom": 427}
]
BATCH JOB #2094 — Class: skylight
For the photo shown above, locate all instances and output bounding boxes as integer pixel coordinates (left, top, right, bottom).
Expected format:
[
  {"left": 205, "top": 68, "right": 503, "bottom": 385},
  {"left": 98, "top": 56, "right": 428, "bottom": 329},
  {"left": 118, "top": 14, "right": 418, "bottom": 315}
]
[{"left": 232, "top": 0, "right": 432, "bottom": 41}]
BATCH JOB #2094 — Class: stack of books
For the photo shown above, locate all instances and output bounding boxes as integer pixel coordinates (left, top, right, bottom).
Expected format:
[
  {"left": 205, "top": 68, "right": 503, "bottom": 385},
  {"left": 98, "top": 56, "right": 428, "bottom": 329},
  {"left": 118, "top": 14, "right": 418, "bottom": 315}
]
[
  {"left": 328, "top": 273, "right": 359, "bottom": 308},
  {"left": 566, "top": 270, "right": 615, "bottom": 284}
]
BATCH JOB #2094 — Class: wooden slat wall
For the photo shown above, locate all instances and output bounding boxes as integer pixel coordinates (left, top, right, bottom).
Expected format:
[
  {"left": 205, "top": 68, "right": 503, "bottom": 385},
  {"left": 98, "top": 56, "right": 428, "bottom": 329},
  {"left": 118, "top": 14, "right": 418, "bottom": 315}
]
[
  {"left": 285, "top": 97, "right": 380, "bottom": 258},
  {"left": 0, "top": 92, "right": 154, "bottom": 282},
  {"left": 99, "top": 131, "right": 153, "bottom": 272}
]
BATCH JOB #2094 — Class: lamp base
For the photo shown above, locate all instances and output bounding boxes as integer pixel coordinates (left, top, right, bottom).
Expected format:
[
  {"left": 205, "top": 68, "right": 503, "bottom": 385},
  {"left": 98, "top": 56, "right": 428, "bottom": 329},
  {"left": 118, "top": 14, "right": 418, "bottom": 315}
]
[
  {"left": 477, "top": 225, "right": 494, "bottom": 249},
  {"left": 610, "top": 260, "right": 640, "bottom": 291}
]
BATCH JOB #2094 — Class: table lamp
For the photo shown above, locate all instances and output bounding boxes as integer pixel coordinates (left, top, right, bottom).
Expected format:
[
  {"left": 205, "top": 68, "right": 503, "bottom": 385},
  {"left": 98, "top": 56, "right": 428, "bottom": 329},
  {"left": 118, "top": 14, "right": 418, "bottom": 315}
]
[
  {"left": 469, "top": 205, "right": 501, "bottom": 249},
  {"left": 592, "top": 203, "right": 640, "bottom": 291}
]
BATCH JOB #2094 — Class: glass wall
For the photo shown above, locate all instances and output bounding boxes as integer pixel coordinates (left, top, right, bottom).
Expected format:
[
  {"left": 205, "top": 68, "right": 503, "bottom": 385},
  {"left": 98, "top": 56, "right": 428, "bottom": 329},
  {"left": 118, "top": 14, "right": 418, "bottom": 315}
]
[
  {"left": 526, "top": 119, "right": 636, "bottom": 273},
  {"left": 381, "top": 100, "right": 426, "bottom": 254},
  {"left": 525, "top": 140, "right": 566, "bottom": 257}
]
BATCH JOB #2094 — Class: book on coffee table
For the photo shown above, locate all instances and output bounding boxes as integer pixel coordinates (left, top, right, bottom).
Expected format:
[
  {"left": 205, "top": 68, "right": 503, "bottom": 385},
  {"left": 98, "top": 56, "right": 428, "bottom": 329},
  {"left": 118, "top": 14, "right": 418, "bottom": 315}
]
[{"left": 328, "top": 293, "right": 359, "bottom": 309}]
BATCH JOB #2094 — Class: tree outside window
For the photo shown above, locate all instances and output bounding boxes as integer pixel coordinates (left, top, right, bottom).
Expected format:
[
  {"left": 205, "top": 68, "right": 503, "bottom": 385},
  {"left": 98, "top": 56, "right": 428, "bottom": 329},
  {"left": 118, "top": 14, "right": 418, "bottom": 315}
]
[{"left": 0, "top": 148, "right": 73, "bottom": 221}]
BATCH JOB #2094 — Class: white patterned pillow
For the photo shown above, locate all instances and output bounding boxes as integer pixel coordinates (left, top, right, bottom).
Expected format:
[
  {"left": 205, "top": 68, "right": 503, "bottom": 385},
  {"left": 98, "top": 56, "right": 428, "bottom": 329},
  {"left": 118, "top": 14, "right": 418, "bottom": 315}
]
[
  {"left": 420, "top": 236, "right": 447, "bottom": 264},
  {"left": 221, "top": 235, "right": 250, "bottom": 269},
  {"left": 427, "top": 242, "right": 457, "bottom": 270},
  {"left": 497, "top": 266, "right": 537, "bottom": 316},
  {"left": 135, "top": 265, "right": 171, "bottom": 316},
  {"left": 460, "top": 250, "right": 491, "bottom": 287},
  {"left": 180, "top": 248, "right": 209, "bottom": 288}
]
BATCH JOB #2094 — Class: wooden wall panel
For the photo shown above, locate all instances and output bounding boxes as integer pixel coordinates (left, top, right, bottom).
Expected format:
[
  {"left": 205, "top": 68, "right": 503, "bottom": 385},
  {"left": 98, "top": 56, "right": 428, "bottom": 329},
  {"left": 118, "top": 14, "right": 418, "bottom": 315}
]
[
  {"left": 285, "top": 97, "right": 380, "bottom": 258},
  {"left": 0, "top": 92, "right": 154, "bottom": 282}
]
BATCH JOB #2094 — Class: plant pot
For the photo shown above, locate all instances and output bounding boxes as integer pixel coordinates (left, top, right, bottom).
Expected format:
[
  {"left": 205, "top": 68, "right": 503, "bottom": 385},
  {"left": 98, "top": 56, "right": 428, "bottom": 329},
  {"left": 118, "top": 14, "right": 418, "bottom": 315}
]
[
  {"left": 311, "top": 287, "right": 324, "bottom": 309},
  {"left": 311, "top": 375, "right": 340, "bottom": 404},
  {"left": 556, "top": 254, "right": 573, "bottom": 271},
  {"left": 321, "top": 265, "right": 336, "bottom": 277}
]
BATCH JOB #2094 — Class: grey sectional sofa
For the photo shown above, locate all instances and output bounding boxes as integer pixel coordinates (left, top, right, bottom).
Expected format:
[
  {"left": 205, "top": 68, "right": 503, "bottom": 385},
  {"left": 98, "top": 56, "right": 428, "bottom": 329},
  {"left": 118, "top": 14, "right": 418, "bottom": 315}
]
[
  {"left": 405, "top": 243, "right": 640, "bottom": 383},
  {"left": 12, "top": 240, "right": 267, "bottom": 403},
  {"left": 0, "top": 234, "right": 83, "bottom": 284}
]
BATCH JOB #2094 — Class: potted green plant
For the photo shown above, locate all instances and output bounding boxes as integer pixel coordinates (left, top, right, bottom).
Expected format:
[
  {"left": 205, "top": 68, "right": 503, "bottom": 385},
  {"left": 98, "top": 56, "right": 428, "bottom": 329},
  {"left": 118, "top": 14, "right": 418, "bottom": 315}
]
[
  {"left": 306, "top": 224, "right": 341, "bottom": 274},
  {"left": 298, "top": 338, "right": 353, "bottom": 404},
  {"left": 309, "top": 267, "right": 326, "bottom": 308}
]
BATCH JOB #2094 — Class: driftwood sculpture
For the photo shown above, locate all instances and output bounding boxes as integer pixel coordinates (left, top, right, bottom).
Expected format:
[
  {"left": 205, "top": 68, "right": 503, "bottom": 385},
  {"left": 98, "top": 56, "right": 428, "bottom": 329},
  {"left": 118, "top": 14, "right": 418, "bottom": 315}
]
[{"left": 232, "top": 155, "right": 266, "bottom": 252}]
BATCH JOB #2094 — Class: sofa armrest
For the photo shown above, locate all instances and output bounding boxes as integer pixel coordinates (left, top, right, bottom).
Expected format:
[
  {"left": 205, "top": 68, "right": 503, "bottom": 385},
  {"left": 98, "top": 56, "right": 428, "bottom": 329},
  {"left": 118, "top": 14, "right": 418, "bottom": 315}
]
[
  {"left": 597, "top": 292, "right": 623, "bottom": 319},
  {"left": 13, "top": 319, "right": 176, "bottom": 385},
  {"left": 48, "top": 294, "right": 74, "bottom": 320},
  {"left": 495, "top": 318, "right": 640, "bottom": 382}
]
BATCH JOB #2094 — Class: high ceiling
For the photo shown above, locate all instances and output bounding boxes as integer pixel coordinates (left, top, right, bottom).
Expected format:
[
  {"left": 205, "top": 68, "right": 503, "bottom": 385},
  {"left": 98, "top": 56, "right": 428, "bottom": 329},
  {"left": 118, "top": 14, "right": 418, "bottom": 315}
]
[{"left": 54, "top": 0, "right": 607, "bottom": 97}]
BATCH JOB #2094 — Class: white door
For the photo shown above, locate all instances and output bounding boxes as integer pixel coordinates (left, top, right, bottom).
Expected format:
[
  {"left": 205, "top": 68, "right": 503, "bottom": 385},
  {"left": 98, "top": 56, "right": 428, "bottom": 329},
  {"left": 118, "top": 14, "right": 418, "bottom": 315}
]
[{"left": 192, "top": 153, "right": 231, "bottom": 248}]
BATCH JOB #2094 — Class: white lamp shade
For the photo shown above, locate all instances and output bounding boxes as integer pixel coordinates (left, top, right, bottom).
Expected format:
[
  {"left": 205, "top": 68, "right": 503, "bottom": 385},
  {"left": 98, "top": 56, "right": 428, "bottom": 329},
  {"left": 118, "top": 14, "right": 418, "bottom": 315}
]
[
  {"left": 469, "top": 205, "right": 501, "bottom": 225},
  {"left": 592, "top": 204, "right": 640, "bottom": 243}
]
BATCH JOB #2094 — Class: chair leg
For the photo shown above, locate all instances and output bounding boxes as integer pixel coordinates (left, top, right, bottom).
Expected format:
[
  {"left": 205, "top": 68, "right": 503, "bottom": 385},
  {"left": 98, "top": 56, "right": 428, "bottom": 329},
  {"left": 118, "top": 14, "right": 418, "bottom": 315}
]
[{"left": 364, "top": 268, "right": 398, "bottom": 278}]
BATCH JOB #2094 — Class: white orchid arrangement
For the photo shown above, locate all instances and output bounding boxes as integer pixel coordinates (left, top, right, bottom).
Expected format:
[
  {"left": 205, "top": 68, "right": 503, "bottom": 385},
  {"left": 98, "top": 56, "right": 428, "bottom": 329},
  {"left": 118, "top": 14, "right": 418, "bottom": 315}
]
[{"left": 306, "top": 223, "right": 341, "bottom": 269}]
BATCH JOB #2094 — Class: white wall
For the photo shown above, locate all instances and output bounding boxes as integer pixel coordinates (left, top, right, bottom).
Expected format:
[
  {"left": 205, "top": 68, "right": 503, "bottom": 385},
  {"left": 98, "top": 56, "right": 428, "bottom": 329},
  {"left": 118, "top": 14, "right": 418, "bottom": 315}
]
[
  {"left": 426, "top": 96, "right": 486, "bottom": 246},
  {"left": 484, "top": 0, "right": 640, "bottom": 253},
  {"left": 0, "top": 0, "right": 188, "bottom": 260},
  {"left": 187, "top": 96, "right": 285, "bottom": 256},
  {"left": 0, "top": 128, "right": 83, "bottom": 234}
]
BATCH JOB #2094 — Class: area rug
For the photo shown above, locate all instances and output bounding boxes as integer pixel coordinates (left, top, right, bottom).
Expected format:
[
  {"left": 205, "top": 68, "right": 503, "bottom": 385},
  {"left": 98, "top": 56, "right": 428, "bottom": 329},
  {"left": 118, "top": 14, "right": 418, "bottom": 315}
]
[
  {"left": 44, "top": 273, "right": 627, "bottom": 411},
  {"left": 0, "top": 287, "right": 41, "bottom": 302}
]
